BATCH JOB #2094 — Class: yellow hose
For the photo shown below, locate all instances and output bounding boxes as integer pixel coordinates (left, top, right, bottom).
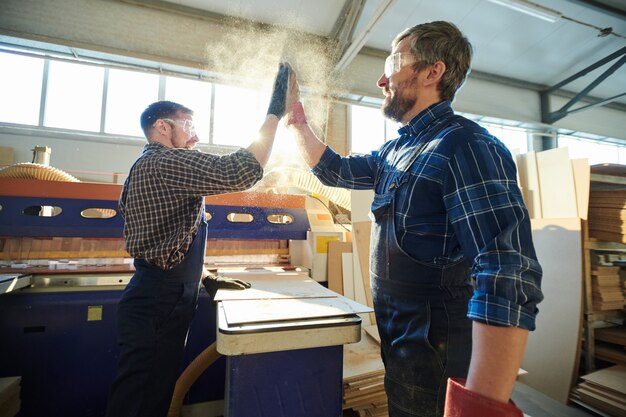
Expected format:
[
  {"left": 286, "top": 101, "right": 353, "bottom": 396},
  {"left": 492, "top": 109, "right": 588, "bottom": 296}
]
[{"left": 167, "top": 342, "right": 222, "bottom": 417}]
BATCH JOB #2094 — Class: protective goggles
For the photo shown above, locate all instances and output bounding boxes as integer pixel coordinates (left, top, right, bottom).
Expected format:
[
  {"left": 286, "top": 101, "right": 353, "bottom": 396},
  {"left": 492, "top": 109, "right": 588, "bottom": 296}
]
[
  {"left": 162, "top": 118, "right": 196, "bottom": 136},
  {"left": 384, "top": 52, "right": 418, "bottom": 78}
]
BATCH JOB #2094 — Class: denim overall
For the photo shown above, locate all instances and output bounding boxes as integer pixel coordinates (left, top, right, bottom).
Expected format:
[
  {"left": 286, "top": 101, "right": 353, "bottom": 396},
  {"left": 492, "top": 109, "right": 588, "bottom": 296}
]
[
  {"left": 106, "top": 212, "right": 207, "bottom": 417},
  {"left": 370, "top": 140, "right": 474, "bottom": 417}
]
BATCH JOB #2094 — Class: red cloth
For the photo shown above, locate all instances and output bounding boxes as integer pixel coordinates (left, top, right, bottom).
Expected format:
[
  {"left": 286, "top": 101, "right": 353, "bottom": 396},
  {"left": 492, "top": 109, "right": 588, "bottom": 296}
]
[{"left": 444, "top": 378, "right": 523, "bottom": 417}]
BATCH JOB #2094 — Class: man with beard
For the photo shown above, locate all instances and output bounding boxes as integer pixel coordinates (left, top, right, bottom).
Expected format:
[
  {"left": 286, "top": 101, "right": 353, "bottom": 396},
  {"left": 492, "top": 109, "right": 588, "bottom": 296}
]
[{"left": 285, "top": 22, "right": 543, "bottom": 417}]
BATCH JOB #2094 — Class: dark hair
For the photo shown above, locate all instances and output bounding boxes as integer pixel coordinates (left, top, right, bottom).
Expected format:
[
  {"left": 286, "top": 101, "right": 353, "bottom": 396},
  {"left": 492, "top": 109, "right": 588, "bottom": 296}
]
[
  {"left": 394, "top": 21, "right": 473, "bottom": 101},
  {"left": 140, "top": 100, "right": 193, "bottom": 137}
]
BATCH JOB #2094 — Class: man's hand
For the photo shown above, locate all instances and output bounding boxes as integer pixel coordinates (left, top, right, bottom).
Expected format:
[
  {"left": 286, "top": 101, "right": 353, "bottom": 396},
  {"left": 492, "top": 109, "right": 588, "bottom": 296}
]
[
  {"left": 286, "top": 101, "right": 307, "bottom": 126},
  {"left": 267, "top": 62, "right": 292, "bottom": 119},
  {"left": 202, "top": 269, "right": 251, "bottom": 301}
]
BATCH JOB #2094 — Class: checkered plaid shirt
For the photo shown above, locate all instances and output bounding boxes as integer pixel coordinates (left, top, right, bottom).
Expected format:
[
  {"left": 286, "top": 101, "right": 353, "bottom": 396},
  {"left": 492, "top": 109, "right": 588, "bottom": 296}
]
[
  {"left": 312, "top": 101, "right": 543, "bottom": 330},
  {"left": 119, "top": 143, "right": 263, "bottom": 270}
]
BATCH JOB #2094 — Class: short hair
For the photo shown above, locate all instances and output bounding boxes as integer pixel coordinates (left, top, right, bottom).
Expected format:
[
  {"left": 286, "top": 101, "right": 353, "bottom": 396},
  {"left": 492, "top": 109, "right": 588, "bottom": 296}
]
[
  {"left": 140, "top": 100, "right": 193, "bottom": 138},
  {"left": 394, "top": 21, "right": 473, "bottom": 101}
]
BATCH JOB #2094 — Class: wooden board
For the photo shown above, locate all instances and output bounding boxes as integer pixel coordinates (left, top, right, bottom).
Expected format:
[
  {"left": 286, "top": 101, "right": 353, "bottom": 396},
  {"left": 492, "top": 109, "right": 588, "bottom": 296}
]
[
  {"left": 520, "top": 218, "right": 583, "bottom": 404},
  {"left": 595, "top": 326, "right": 626, "bottom": 346},
  {"left": 516, "top": 151, "right": 542, "bottom": 219},
  {"left": 572, "top": 159, "right": 590, "bottom": 220},
  {"left": 327, "top": 241, "right": 352, "bottom": 295},
  {"left": 536, "top": 148, "right": 578, "bottom": 218},
  {"left": 343, "top": 330, "right": 385, "bottom": 381},
  {"left": 214, "top": 272, "right": 338, "bottom": 300},
  {"left": 353, "top": 220, "right": 375, "bottom": 324},
  {"left": 342, "top": 252, "right": 355, "bottom": 300},
  {"left": 222, "top": 295, "right": 373, "bottom": 325},
  {"left": 581, "top": 365, "right": 626, "bottom": 395}
]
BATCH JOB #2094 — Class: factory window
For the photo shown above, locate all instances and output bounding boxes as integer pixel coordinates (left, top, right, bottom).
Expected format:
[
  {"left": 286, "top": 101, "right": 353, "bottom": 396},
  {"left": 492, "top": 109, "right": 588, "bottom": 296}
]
[
  {"left": 0, "top": 51, "right": 43, "bottom": 125},
  {"left": 105, "top": 68, "right": 159, "bottom": 137},
  {"left": 558, "top": 135, "right": 624, "bottom": 164},
  {"left": 45, "top": 61, "right": 104, "bottom": 132},
  {"left": 349, "top": 104, "right": 529, "bottom": 155},
  {"left": 482, "top": 124, "right": 529, "bottom": 154},
  {"left": 212, "top": 84, "right": 266, "bottom": 147},
  {"left": 164, "top": 76, "right": 212, "bottom": 143},
  {"left": 350, "top": 105, "right": 398, "bottom": 155}
]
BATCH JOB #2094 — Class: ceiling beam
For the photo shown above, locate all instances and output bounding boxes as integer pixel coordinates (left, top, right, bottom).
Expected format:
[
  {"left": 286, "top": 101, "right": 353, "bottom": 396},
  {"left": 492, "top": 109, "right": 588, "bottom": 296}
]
[
  {"left": 334, "top": 0, "right": 398, "bottom": 73},
  {"left": 564, "top": 0, "right": 626, "bottom": 20}
]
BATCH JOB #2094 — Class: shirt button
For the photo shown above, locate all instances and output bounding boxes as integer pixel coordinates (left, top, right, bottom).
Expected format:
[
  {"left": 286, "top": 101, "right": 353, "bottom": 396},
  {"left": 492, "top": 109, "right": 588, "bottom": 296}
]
[{"left": 389, "top": 183, "right": 396, "bottom": 190}]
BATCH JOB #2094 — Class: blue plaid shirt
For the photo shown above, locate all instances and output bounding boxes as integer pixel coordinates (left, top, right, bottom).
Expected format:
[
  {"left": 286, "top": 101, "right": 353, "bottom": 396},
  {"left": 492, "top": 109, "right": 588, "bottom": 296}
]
[{"left": 312, "top": 101, "right": 543, "bottom": 330}]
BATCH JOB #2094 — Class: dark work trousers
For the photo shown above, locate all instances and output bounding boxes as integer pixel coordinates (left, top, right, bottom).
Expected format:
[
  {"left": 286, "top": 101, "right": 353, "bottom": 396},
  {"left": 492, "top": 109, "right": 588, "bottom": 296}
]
[
  {"left": 370, "top": 190, "right": 473, "bottom": 417},
  {"left": 105, "top": 218, "right": 207, "bottom": 417}
]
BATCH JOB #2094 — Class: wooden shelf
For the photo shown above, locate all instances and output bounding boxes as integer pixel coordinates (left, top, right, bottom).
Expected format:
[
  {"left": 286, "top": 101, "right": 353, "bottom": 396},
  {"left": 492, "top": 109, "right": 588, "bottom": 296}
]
[{"left": 586, "top": 240, "right": 626, "bottom": 251}]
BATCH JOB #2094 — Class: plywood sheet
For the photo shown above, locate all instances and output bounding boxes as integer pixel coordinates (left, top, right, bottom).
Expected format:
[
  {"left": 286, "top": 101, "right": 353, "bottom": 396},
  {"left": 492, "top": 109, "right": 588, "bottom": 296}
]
[
  {"left": 222, "top": 295, "right": 373, "bottom": 325},
  {"left": 343, "top": 329, "right": 384, "bottom": 380},
  {"left": 521, "top": 218, "right": 583, "bottom": 404},
  {"left": 516, "top": 151, "right": 542, "bottom": 219},
  {"left": 214, "top": 272, "right": 338, "bottom": 300},
  {"left": 351, "top": 190, "right": 375, "bottom": 223},
  {"left": 536, "top": 148, "right": 578, "bottom": 218},
  {"left": 572, "top": 158, "right": 590, "bottom": 220},
  {"left": 327, "top": 241, "right": 352, "bottom": 295},
  {"left": 581, "top": 365, "right": 626, "bottom": 395},
  {"left": 342, "top": 252, "right": 355, "bottom": 300}
]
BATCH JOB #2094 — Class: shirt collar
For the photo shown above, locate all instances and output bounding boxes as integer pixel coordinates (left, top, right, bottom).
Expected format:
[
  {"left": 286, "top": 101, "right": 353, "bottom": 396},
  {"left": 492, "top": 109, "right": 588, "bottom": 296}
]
[
  {"left": 144, "top": 141, "right": 167, "bottom": 151},
  {"left": 397, "top": 101, "right": 453, "bottom": 136}
]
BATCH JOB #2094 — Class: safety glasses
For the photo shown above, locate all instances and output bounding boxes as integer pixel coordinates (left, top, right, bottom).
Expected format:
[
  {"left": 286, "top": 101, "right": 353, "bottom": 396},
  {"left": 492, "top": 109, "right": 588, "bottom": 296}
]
[
  {"left": 384, "top": 52, "right": 418, "bottom": 78},
  {"left": 161, "top": 118, "right": 196, "bottom": 136}
]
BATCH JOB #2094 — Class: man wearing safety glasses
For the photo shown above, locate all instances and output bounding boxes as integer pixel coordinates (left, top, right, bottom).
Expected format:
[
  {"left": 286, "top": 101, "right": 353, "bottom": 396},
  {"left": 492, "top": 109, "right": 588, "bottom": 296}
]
[
  {"left": 105, "top": 64, "right": 295, "bottom": 417},
  {"left": 286, "top": 21, "right": 543, "bottom": 417}
]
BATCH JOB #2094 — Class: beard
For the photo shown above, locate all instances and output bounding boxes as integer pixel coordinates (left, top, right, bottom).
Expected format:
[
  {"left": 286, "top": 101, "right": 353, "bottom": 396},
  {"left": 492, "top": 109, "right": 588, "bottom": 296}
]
[{"left": 381, "top": 77, "right": 418, "bottom": 123}]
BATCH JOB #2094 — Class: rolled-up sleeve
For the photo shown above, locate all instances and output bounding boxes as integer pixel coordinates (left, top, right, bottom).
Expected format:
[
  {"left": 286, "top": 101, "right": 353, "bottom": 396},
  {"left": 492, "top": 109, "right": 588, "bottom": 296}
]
[{"left": 443, "top": 139, "right": 543, "bottom": 330}]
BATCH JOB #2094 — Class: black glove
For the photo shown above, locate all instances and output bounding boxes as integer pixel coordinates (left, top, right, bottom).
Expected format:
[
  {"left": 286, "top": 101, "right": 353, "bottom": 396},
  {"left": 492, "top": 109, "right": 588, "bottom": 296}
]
[
  {"left": 267, "top": 62, "right": 292, "bottom": 119},
  {"left": 202, "top": 270, "right": 251, "bottom": 301}
]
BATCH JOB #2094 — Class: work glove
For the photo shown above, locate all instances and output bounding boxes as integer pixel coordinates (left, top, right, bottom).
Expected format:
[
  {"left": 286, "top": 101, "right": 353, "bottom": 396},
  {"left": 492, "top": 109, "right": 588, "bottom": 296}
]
[
  {"left": 443, "top": 378, "right": 523, "bottom": 417},
  {"left": 202, "top": 269, "right": 251, "bottom": 302},
  {"left": 267, "top": 62, "right": 293, "bottom": 119}
]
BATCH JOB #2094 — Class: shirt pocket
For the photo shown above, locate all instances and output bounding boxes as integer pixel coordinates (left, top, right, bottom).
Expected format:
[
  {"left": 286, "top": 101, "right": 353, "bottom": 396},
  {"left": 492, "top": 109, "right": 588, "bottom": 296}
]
[{"left": 369, "top": 192, "right": 393, "bottom": 223}]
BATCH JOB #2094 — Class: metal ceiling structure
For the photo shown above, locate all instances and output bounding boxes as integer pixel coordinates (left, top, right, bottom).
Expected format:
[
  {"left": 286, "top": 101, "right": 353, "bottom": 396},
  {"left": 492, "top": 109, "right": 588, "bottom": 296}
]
[{"left": 158, "top": 0, "right": 626, "bottom": 119}]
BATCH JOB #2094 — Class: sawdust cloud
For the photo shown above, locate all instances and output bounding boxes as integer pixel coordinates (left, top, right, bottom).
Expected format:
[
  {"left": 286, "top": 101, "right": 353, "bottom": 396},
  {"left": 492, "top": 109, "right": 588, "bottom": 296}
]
[{"left": 204, "top": 16, "right": 345, "bottom": 196}]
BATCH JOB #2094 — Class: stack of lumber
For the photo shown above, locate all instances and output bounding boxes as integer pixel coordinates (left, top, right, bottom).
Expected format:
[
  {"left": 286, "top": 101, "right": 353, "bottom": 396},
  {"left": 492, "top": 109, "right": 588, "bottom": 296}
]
[
  {"left": 0, "top": 376, "right": 20, "bottom": 417},
  {"left": 588, "top": 189, "right": 626, "bottom": 244},
  {"left": 595, "top": 325, "right": 626, "bottom": 365},
  {"left": 343, "top": 330, "right": 387, "bottom": 417},
  {"left": 591, "top": 266, "right": 624, "bottom": 311},
  {"left": 571, "top": 365, "right": 626, "bottom": 417}
]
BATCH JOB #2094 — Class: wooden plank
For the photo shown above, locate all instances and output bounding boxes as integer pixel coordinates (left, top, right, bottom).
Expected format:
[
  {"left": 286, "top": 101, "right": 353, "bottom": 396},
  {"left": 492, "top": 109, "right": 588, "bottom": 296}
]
[
  {"left": 327, "top": 241, "right": 352, "bottom": 295},
  {"left": 595, "top": 326, "right": 626, "bottom": 346},
  {"left": 342, "top": 252, "right": 355, "bottom": 300},
  {"left": 222, "top": 294, "right": 372, "bottom": 325},
  {"left": 516, "top": 151, "right": 542, "bottom": 219},
  {"left": 581, "top": 365, "right": 626, "bottom": 395},
  {"left": 536, "top": 148, "right": 578, "bottom": 218},
  {"left": 353, "top": 221, "right": 375, "bottom": 324},
  {"left": 572, "top": 159, "right": 590, "bottom": 220},
  {"left": 343, "top": 329, "right": 385, "bottom": 380},
  {"left": 521, "top": 218, "right": 583, "bottom": 404}
]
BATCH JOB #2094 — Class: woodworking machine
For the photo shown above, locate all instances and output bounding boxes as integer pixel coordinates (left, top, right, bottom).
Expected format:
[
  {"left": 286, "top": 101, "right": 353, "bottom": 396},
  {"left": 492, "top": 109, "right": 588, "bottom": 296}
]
[{"left": 0, "top": 176, "right": 364, "bottom": 417}]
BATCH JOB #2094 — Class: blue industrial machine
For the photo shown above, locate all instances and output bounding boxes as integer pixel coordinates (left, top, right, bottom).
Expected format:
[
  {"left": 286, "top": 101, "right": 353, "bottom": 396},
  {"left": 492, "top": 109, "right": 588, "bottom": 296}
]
[{"left": 0, "top": 178, "right": 309, "bottom": 416}]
